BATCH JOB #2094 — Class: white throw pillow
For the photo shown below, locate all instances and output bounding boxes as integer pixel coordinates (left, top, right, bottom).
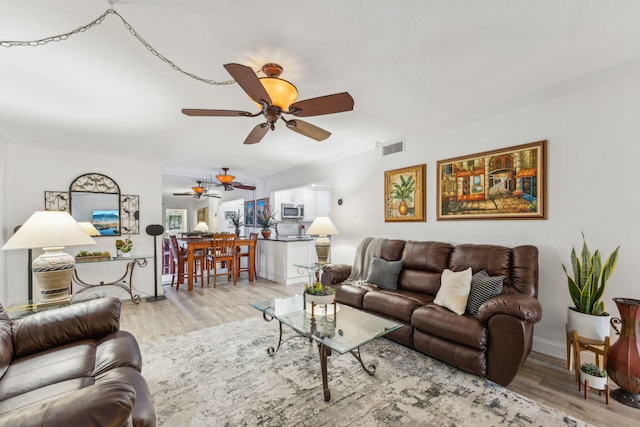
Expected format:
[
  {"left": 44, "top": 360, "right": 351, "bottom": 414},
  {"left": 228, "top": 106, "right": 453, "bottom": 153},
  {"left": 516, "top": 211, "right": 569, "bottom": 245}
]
[{"left": 433, "top": 268, "right": 473, "bottom": 315}]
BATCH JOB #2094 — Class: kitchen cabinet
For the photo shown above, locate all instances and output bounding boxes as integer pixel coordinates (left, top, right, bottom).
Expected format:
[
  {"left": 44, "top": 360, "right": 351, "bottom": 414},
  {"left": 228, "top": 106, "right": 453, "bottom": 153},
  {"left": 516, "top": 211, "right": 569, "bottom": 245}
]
[
  {"left": 257, "top": 239, "right": 316, "bottom": 285},
  {"left": 303, "top": 189, "right": 331, "bottom": 221},
  {"left": 317, "top": 190, "right": 331, "bottom": 217},
  {"left": 303, "top": 190, "right": 317, "bottom": 221}
]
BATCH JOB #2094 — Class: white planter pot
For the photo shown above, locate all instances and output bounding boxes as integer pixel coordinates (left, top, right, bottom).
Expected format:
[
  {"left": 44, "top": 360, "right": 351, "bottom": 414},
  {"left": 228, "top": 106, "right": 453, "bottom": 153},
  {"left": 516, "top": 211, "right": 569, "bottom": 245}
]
[
  {"left": 580, "top": 369, "right": 608, "bottom": 391},
  {"left": 120, "top": 252, "right": 132, "bottom": 258},
  {"left": 305, "top": 293, "right": 335, "bottom": 306},
  {"left": 567, "top": 307, "right": 610, "bottom": 341}
]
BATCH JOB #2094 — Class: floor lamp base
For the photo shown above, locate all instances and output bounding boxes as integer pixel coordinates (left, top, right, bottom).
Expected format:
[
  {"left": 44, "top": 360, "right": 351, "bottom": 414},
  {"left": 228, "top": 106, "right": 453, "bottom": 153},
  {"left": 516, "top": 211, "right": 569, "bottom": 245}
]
[{"left": 145, "top": 294, "right": 167, "bottom": 302}]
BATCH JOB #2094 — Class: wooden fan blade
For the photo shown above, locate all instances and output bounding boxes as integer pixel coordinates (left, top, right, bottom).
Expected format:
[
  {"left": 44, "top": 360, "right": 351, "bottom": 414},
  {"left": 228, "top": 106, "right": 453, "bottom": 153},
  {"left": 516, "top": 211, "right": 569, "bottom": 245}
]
[
  {"left": 172, "top": 192, "right": 195, "bottom": 196},
  {"left": 182, "top": 109, "right": 252, "bottom": 117},
  {"left": 244, "top": 123, "right": 269, "bottom": 145},
  {"left": 289, "top": 92, "right": 354, "bottom": 117},
  {"left": 286, "top": 119, "right": 331, "bottom": 141},
  {"left": 224, "top": 63, "right": 272, "bottom": 106},
  {"left": 203, "top": 194, "right": 221, "bottom": 198},
  {"left": 232, "top": 182, "right": 257, "bottom": 191}
]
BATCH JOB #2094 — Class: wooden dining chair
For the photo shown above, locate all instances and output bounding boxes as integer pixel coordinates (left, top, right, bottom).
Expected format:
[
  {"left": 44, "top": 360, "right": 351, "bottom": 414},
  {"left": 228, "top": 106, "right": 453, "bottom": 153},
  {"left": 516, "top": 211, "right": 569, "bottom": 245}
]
[
  {"left": 207, "top": 234, "right": 237, "bottom": 288},
  {"left": 169, "top": 235, "right": 205, "bottom": 290},
  {"left": 236, "top": 232, "right": 258, "bottom": 280}
]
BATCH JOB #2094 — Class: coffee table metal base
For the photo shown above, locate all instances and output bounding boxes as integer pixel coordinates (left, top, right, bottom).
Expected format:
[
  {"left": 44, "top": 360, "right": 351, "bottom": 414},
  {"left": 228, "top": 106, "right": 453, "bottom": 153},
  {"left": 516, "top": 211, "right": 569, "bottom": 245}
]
[{"left": 262, "top": 311, "right": 377, "bottom": 401}]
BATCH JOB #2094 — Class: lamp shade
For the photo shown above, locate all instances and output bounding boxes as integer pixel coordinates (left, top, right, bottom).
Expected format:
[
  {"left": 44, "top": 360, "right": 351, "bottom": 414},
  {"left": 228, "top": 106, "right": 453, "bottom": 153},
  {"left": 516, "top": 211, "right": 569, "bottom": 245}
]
[
  {"left": 194, "top": 221, "right": 209, "bottom": 232},
  {"left": 259, "top": 77, "right": 298, "bottom": 110},
  {"left": 78, "top": 222, "right": 101, "bottom": 237},
  {"left": 306, "top": 216, "right": 339, "bottom": 236},
  {"left": 2, "top": 211, "right": 97, "bottom": 250}
]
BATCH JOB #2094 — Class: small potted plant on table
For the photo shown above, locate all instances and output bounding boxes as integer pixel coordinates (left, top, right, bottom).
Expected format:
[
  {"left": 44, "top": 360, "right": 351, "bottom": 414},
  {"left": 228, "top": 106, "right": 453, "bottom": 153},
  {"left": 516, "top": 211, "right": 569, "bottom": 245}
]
[
  {"left": 304, "top": 281, "right": 336, "bottom": 316},
  {"left": 116, "top": 237, "right": 133, "bottom": 258},
  {"left": 256, "top": 209, "right": 277, "bottom": 239}
]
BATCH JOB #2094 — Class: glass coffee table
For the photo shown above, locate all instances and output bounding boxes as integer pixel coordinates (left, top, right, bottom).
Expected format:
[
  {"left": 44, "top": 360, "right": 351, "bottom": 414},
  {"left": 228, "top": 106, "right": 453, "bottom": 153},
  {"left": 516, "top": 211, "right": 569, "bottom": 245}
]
[{"left": 251, "top": 294, "right": 402, "bottom": 401}]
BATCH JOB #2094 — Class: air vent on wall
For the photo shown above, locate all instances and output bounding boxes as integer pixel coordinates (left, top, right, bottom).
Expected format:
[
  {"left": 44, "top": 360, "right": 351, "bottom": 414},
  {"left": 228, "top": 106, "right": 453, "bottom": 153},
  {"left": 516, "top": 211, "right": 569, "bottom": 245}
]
[{"left": 380, "top": 140, "right": 405, "bottom": 156}]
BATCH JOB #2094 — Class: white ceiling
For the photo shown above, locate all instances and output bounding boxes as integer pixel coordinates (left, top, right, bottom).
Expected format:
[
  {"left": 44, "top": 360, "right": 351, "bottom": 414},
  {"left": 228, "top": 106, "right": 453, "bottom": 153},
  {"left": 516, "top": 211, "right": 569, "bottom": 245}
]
[{"left": 2, "top": 1, "right": 640, "bottom": 198}]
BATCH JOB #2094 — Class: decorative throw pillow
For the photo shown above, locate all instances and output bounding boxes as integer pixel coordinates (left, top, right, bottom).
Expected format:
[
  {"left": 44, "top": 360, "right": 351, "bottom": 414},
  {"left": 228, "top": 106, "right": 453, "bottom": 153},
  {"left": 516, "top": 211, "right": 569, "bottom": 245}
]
[
  {"left": 465, "top": 269, "right": 504, "bottom": 319},
  {"left": 433, "top": 268, "right": 473, "bottom": 315},
  {"left": 365, "top": 256, "right": 403, "bottom": 290}
]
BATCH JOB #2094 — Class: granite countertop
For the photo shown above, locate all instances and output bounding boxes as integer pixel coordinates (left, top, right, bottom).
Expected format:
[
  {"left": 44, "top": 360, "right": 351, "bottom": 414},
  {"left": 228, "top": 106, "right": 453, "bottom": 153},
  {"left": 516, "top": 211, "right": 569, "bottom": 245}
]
[{"left": 260, "top": 236, "right": 314, "bottom": 242}]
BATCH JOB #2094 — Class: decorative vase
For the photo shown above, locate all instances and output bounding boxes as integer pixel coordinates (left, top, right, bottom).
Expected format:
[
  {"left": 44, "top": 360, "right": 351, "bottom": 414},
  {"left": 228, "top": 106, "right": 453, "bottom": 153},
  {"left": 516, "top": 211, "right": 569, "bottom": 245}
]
[
  {"left": 261, "top": 230, "right": 271, "bottom": 239},
  {"left": 121, "top": 252, "right": 131, "bottom": 258},
  {"left": 607, "top": 298, "right": 640, "bottom": 408},
  {"left": 398, "top": 201, "right": 408, "bottom": 215},
  {"left": 235, "top": 227, "right": 240, "bottom": 237},
  {"left": 567, "top": 307, "right": 611, "bottom": 342}
]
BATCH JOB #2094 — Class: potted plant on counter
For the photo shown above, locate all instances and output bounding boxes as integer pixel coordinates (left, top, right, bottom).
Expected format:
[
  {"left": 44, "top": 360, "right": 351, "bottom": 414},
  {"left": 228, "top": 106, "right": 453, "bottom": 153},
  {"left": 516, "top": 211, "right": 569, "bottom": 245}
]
[
  {"left": 256, "top": 209, "right": 277, "bottom": 239},
  {"left": 563, "top": 233, "right": 620, "bottom": 341}
]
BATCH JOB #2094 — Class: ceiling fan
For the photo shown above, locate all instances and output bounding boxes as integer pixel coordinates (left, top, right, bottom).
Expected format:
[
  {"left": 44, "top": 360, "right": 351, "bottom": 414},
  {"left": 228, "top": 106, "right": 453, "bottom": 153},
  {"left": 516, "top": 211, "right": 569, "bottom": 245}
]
[
  {"left": 172, "top": 181, "right": 221, "bottom": 199},
  {"left": 182, "top": 63, "right": 354, "bottom": 145},
  {"left": 210, "top": 167, "right": 256, "bottom": 191}
]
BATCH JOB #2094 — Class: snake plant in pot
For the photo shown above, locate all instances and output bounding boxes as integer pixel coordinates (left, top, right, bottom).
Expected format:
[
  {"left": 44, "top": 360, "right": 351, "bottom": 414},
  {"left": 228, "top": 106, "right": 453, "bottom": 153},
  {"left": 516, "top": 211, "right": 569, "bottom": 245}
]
[{"left": 563, "top": 233, "right": 620, "bottom": 341}]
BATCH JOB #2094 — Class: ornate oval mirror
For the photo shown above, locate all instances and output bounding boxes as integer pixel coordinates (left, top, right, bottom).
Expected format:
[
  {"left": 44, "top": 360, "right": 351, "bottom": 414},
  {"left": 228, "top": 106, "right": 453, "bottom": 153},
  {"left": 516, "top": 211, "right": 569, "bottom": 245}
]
[{"left": 69, "top": 173, "right": 121, "bottom": 236}]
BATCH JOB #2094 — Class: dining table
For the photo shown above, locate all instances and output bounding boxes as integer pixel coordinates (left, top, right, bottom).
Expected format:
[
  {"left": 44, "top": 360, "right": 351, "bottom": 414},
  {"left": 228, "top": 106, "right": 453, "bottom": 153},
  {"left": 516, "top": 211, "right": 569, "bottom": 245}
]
[{"left": 177, "top": 236, "right": 257, "bottom": 291}]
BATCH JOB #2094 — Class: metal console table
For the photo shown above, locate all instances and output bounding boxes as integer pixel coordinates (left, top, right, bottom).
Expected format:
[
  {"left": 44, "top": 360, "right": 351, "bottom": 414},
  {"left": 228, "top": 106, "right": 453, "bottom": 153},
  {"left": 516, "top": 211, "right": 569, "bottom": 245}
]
[{"left": 71, "top": 256, "right": 152, "bottom": 304}]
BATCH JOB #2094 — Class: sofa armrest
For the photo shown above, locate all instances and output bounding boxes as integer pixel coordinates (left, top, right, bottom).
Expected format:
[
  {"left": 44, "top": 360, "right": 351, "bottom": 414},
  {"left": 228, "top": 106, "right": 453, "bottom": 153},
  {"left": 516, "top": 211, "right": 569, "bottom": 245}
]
[
  {"left": 12, "top": 297, "right": 121, "bottom": 358},
  {"left": 321, "top": 264, "right": 352, "bottom": 286},
  {"left": 477, "top": 293, "right": 542, "bottom": 324},
  {"left": 0, "top": 380, "right": 135, "bottom": 427}
]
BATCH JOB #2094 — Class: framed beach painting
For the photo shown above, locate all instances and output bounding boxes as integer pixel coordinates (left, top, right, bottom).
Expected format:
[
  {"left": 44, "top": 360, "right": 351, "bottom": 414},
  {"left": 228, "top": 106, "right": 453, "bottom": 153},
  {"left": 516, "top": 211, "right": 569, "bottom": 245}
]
[
  {"left": 436, "top": 140, "right": 547, "bottom": 220},
  {"left": 384, "top": 164, "right": 426, "bottom": 222},
  {"left": 244, "top": 200, "right": 255, "bottom": 227}
]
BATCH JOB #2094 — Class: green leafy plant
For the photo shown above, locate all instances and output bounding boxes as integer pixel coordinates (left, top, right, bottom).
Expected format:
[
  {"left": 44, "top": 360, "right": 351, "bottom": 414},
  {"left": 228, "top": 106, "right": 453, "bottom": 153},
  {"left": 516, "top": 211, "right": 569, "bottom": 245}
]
[
  {"left": 562, "top": 233, "right": 620, "bottom": 315},
  {"left": 390, "top": 175, "right": 415, "bottom": 202},
  {"left": 580, "top": 362, "right": 607, "bottom": 378},
  {"left": 228, "top": 210, "right": 243, "bottom": 228},
  {"left": 255, "top": 209, "right": 278, "bottom": 231},
  {"left": 304, "top": 281, "right": 336, "bottom": 296},
  {"left": 115, "top": 237, "right": 133, "bottom": 253}
]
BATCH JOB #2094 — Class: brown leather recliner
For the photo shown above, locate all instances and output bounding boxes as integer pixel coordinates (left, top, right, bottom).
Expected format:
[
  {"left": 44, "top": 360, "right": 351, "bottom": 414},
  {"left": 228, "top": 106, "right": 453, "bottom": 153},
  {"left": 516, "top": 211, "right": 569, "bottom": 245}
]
[
  {"left": 0, "top": 297, "right": 156, "bottom": 427},
  {"left": 322, "top": 239, "right": 543, "bottom": 386}
]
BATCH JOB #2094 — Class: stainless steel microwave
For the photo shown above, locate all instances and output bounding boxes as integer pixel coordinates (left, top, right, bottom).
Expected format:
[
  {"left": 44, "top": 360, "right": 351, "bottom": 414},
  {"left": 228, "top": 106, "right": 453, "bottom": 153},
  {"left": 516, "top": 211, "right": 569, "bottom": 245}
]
[{"left": 281, "top": 203, "right": 304, "bottom": 219}]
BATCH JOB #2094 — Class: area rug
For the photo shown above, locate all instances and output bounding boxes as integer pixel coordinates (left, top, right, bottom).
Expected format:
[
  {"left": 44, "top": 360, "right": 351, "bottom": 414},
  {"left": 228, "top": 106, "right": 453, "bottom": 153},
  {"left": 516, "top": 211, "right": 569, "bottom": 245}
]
[{"left": 140, "top": 316, "right": 590, "bottom": 427}]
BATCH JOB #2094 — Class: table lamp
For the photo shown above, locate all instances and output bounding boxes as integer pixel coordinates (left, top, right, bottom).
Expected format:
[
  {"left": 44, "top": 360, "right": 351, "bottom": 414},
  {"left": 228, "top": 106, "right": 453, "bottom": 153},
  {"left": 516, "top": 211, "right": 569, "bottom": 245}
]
[
  {"left": 2, "top": 211, "right": 97, "bottom": 306},
  {"left": 306, "top": 216, "right": 339, "bottom": 264},
  {"left": 194, "top": 221, "right": 209, "bottom": 232}
]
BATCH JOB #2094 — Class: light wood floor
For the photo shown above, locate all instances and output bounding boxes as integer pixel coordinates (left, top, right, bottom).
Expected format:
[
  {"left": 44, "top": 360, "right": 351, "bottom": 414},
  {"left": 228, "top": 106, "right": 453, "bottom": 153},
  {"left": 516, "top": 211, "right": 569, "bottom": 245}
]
[{"left": 120, "top": 276, "right": 638, "bottom": 426}]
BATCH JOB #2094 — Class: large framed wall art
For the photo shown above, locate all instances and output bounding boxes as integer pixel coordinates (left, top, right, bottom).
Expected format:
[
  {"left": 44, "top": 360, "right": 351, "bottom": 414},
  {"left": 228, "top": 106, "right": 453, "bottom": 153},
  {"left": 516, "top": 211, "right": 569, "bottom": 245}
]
[
  {"left": 384, "top": 164, "right": 426, "bottom": 222},
  {"left": 436, "top": 140, "right": 547, "bottom": 220},
  {"left": 244, "top": 200, "right": 255, "bottom": 227}
]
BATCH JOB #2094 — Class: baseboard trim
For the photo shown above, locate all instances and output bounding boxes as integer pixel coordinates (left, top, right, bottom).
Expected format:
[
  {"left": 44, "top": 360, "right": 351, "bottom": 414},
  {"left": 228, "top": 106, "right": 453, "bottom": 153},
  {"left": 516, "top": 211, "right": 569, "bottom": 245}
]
[{"left": 532, "top": 336, "right": 566, "bottom": 360}]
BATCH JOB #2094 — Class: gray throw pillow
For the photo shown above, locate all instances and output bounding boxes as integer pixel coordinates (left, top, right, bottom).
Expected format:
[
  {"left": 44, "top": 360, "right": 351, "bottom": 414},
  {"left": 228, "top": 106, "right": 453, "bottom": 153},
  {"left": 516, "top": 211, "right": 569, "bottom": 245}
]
[
  {"left": 465, "top": 269, "right": 504, "bottom": 319},
  {"left": 365, "top": 256, "right": 403, "bottom": 290}
]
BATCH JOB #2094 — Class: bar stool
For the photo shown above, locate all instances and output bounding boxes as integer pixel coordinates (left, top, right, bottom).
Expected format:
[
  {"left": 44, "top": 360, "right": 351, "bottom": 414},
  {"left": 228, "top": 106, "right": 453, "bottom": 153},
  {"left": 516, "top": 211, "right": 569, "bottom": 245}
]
[{"left": 236, "top": 233, "right": 258, "bottom": 280}]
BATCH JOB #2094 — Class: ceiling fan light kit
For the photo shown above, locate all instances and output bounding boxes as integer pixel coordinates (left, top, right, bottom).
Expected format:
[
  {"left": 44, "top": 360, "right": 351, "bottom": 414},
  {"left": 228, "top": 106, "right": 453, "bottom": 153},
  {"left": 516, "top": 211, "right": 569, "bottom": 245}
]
[{"left": 182, "top": 63, "right": 354, "bottom": 145}]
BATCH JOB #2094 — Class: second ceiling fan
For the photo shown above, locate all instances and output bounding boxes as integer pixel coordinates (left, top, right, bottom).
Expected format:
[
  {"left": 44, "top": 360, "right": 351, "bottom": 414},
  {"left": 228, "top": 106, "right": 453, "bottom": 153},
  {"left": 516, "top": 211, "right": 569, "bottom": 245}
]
[{"left": 182, "top": 63, "right": 354, "bottom": 145}]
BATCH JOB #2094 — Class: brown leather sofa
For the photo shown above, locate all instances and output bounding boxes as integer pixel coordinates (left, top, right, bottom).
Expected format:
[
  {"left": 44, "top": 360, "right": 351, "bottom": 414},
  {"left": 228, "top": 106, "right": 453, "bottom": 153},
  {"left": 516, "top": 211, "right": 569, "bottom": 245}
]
[
  {"left": 0, "top": 297, "right": 156, "bottom": 426},
  {"left": 321, "top": 239, "right": 543, "bottom": 386}
]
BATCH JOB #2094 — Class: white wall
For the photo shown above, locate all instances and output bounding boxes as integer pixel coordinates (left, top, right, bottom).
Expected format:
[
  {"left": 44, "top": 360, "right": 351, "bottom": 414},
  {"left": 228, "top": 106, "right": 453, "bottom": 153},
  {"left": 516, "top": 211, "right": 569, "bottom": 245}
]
[
  {"left": 1, "top": 142, "right": 163, "bottom": 304},
  {"left": 263, "top": 60, "right": 640, "bottom": 359}
]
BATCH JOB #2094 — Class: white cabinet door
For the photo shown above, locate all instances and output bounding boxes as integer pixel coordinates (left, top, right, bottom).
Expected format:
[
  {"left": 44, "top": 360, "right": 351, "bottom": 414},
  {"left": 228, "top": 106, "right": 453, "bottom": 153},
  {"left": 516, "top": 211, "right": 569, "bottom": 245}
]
[
  {"left": 303, "top": 190, "right": 317, "bottom": 221},
  {"left": 316, "top": 190, "right": 331, "bottom": 217}
]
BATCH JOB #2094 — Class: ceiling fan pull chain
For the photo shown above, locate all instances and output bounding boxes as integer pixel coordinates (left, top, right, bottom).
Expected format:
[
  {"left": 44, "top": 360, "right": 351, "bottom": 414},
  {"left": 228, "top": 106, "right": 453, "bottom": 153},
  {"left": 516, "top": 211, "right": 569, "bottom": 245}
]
[{"left": 0, "top": 9, "right": 259, "bottom": 86}]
